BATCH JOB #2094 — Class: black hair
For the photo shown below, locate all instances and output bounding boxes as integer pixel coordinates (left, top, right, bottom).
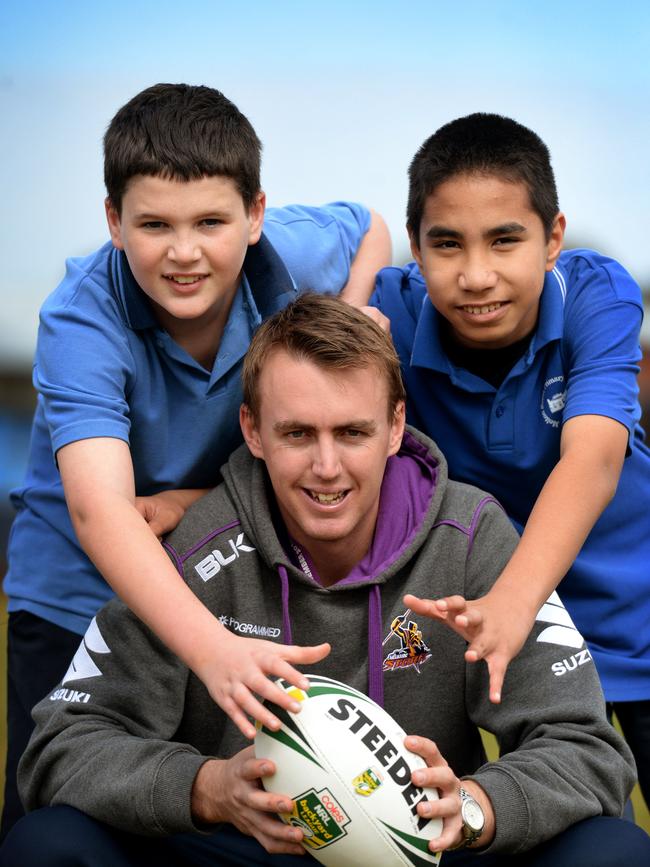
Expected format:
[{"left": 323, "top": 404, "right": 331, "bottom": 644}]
[{"left": 407, "top": 113, "right": 559, "bottom": 242}]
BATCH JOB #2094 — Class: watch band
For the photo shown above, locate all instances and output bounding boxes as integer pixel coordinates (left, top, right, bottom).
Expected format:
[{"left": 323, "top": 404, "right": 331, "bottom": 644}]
[{"left": 449, "top": 787, "right": 485, "bottom": 850}]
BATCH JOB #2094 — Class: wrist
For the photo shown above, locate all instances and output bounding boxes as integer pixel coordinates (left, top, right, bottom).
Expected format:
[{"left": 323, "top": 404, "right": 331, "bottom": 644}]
[
  {"left": 458, "top": 780, "right": 495, "bottom": 849},
  {"left": 191, "top": 759, "right": 226, "bottom": 825}
]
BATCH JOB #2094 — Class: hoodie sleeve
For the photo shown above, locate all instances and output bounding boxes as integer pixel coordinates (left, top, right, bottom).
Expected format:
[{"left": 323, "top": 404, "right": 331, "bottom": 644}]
[
  {"left": 461, "top": 499, "right": 635, "bottom": 854},
  {"left": 17, "top": 600, "right": 208, "bottom": 836}
]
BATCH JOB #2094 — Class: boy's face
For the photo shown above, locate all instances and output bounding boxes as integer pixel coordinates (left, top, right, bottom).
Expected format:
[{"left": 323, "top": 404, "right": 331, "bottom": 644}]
[
  {"left": 105, "top": 175, "right": 264, "bottom": 337},
  {"left": 240, "top": 350, "right": 405, "bottom": 581},
  {"left": 410, "top": 173, "right": 565, "bottom": 350}
]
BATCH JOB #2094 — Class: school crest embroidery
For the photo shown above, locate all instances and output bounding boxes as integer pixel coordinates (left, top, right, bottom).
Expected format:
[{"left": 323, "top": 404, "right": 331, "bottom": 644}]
[{"left": 383, "top": 609, "right": 432, "bottom": 673}]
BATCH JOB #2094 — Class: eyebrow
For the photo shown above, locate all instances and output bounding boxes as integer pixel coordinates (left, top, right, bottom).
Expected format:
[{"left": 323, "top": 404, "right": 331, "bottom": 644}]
[
  {"left": 273, "top": 419, "right": 378, "bottom": 434},
  {"left": 133, "top": 208, "right": 231, "bottom": 221},
  {"left": 425, "top": 222, "right": 528, "bottom": 240}
]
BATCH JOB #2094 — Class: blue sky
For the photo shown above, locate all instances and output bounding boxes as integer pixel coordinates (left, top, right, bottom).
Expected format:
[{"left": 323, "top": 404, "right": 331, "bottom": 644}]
[{"left": 1, "top": 0, "right": 649, "bottom": 364}]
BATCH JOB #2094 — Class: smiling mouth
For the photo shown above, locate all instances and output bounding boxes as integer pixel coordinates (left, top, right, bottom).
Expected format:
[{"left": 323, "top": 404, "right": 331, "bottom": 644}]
[
  {"left": 306, "top": 490, "right": 348, "bottom": 505},
  {"left": 163, "top": 274, "right": 207, "bottom": 286},
  {"left": 460, "top": 302, "right": 507, "bottom": 315}
]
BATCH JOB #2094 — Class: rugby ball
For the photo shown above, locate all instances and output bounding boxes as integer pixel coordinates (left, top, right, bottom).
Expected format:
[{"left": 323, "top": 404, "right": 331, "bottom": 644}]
[{"left": 255, "top": 674, "right": 442, "bottom": 866}]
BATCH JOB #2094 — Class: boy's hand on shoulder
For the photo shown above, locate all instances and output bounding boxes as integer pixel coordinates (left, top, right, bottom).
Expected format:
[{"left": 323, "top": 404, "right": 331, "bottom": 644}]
[
  {"left": 404, "top": 590, "right": 535, "bottom": 704},
  {"left": 136, "top": 488, "right": 209, "bottom": 540},
  {"left": 356, "top": 305, "right": 391, "bottom": 333},
  {"left": 198, "top": 632, "right": 331, "bottom": 739}
]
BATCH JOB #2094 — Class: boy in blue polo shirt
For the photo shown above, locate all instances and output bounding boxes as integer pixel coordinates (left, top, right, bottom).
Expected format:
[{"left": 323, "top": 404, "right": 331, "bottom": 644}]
[
  {"left": 371, "top": 113, "right": 650, "bottom": 804},
  {"left": 2, "top": 82, "right": 390, "bottom": 836}
]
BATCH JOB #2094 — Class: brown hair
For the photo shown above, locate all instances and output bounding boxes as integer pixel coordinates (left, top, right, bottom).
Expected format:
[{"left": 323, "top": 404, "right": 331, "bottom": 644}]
[
  {"left": 242, "top": 293, "right": 405, "bottom": 420},
  {"left": 104, "top": 83, "right": 261, "bottom": 214}
]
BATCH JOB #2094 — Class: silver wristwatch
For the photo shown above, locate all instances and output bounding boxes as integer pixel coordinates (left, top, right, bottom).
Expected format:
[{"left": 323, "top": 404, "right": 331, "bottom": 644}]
[{"left": 453, "top": 787, "right": 485, "bottom": 849}]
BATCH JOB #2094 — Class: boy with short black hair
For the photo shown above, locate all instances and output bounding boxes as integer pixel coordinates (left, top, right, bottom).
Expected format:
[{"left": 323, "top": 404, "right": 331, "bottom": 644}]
[
  {"left": 2, "top": 82, "right": 390, "bottom": 836},
  {"left": 372, "top": 112, "right": 650, "bottom": 804}
]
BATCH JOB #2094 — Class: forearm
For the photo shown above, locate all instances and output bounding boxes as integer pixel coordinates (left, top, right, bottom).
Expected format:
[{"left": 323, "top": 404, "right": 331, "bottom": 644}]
[
  {"left": 340, "top": 209, "right": 391, "bottom": 306},
  {"left": 71, "top": 491, "right": 229, "bottom": 677}
]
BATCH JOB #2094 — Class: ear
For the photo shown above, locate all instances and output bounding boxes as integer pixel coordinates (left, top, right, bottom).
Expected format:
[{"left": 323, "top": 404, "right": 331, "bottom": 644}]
[
  {"left": 388, "top": 401, "right": 406, "bottom": 456},
  {"left": 105, "top": 198, "right": 124, "bottom": 250},
  {"left": 408, "top": 226, "right": 424, "bottom": 270},
  {"left": 247, "top": 191, "right": 266, "bottom": 246},
  {"left": 240, "top": 404, "right": 264, "bottom": 458},
  {"left": 544, "top": 212, "right": 566, "bottom": 271}
]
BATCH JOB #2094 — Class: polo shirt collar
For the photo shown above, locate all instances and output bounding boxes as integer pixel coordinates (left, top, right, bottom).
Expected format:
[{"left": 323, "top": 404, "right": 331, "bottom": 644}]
[
  {"left": 110, "top": 248, "right": 157, "bottom": 331},
  {"left": 411, "top": 296, "right": 454, "bottom": 375},
  {"left": 532, "top": 264, "right": 567, "bottom": 353},
  {"left": 411, "top": 261, "right": 568, "bottom": 374}
]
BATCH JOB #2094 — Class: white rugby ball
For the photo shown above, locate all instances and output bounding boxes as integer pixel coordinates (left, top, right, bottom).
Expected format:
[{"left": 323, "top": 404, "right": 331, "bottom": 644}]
[{"left": 255, "top": 674, "right": 442, "bottom": 866}]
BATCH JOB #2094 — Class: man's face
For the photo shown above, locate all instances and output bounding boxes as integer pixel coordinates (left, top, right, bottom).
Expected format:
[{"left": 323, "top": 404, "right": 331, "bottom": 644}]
[
  {"left": 241, "top": 351, "right": 405, "bottom": 577},
  {"left": 106, "top": 174, "right": 264, "bottom": 341},
  {"left": 411, "top": 173, "right": 565, "bottom": 349}
]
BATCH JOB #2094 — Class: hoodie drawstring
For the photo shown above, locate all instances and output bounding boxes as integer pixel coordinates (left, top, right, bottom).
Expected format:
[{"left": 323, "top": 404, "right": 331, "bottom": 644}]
[
  {"left": 278, "top": 565, "right": 292, "bottom": 645},
  {"left": 367, "top": 584, "right": 384, "bottom": 707},
  {"left": 277, "top": 565, "right": 384, "bottom": 708}
]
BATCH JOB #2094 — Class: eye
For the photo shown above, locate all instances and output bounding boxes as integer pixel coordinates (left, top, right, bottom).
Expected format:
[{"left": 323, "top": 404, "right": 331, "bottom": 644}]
[
  {"left": 494, "top": 236, "right": 519, "bottom": 246},
  {"left": 344, "top": 429, "right": 365, "bottom": 439},
  {"left": 286, "top": 430, "right": 306, "bottom": 440},
  {"left": 142, "top": 221, "right": 167, "bottom": 230},
  {"left": 200, "top": 218, "right": 222, "bottom": 227},
  {"left": 432, "top": 239, "right": 460, "bottom": 250}
]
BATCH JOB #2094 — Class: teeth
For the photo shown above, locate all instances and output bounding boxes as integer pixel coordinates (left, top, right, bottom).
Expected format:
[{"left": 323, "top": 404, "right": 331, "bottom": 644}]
[
  {"left": 463, "top": 303, "right": 503, "bottom": 315},
  {"left": 309, "top": 491, "right": 345, "bottom": 504},
  {"left": 168, "top": 275, "right": 202, "bottom": 284}
]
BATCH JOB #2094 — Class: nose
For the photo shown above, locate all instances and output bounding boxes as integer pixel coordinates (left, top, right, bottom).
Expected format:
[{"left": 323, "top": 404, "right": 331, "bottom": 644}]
[
  {"left": 311, "top": 437, "right": 342, "bottom": 480},
  {"left": 458, "top": 251, "right": 497, "bottom": 293},
  {"left": 168, "top": 232, "right": 201, "bottom": 264}
]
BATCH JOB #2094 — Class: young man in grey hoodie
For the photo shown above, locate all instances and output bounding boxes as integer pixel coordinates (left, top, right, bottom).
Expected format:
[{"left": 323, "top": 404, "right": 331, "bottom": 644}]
[{"left": 3, "top": 294, "right": 649, "bottom": 866}]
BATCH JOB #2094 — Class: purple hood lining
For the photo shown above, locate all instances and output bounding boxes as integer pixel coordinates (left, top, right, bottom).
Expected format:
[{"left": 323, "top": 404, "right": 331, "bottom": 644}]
[
  {"left": 278, "top": 429, "right": 440, "bottom": 706},
  {"left": 164, "top": 431, "right": 491, "bottom": 708}
]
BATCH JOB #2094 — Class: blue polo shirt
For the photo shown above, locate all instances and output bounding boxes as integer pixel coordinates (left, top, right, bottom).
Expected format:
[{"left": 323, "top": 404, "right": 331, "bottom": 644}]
[
  {"left": 372, "top": 249, "right": 650, "bottom": 701},
  {"left": 6, "top": 202, "right": 370, "bottom": 634}
]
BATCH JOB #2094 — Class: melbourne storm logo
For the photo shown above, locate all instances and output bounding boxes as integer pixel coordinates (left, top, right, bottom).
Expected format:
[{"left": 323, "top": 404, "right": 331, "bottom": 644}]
[{"left": 383, "top": 609, "right": 431, "bottom": 673}]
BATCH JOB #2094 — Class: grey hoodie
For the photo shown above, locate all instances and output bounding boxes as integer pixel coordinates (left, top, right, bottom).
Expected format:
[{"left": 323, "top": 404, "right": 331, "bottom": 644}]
[{"left": 19, "top": 428, "right": 635, "bottom": 854}]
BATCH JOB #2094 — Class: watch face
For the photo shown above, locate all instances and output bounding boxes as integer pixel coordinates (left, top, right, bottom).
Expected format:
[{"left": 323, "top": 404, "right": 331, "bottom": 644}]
[{"left": 462, "top": 797, "right": 484, "bottom": 832}]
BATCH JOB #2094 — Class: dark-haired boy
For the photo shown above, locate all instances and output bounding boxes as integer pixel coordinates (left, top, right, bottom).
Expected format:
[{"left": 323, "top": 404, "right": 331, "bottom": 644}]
[
  {"left": 372, "top": 113, "right": 650, "bottom": 805},
  {"left": 2, "top": 82, "right": 389, "bottom": 836}
]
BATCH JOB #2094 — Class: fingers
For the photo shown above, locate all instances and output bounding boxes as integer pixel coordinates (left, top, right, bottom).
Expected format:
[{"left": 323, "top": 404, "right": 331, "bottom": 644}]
[
  {"left": 279, "top": 642, "right": 332, "bottom": 666},
  {"left": 403, "top": 594, "right": 447, "bottom": 621},
  {"left": 405, "top": 736, "right": 463, "bottom": 851},
  {"left": 219, "top": 694, "right": 259, "bottom": 739},
  {"left": 359, "top": 305, "right": 391, "bottom": 333},
  {"left": 486, "top": 654, "right": 506, "bottom": 704},
  {"left": 233, "top": 756, "right": 306, "bottom": 855}
]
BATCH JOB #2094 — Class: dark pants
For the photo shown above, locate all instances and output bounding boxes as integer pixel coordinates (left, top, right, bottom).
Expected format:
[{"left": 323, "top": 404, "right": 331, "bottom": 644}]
[
  {"left": 609, "top": 700, "right": 650, "bottom": 808},
  {"left": 2, "top": 807, "right": 650, "bottom": 867},
  {"left": 0, "top": 612, "right": 82, "bottom": 841}
]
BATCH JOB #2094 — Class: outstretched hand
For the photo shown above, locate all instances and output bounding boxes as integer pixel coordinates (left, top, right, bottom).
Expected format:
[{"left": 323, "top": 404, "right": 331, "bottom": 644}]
[
  {"left": 198, "top": 630, "right": 331, "bottom": 739},
  {"left": 404, "top": 589, "right": 536, "bottom": 704}
]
